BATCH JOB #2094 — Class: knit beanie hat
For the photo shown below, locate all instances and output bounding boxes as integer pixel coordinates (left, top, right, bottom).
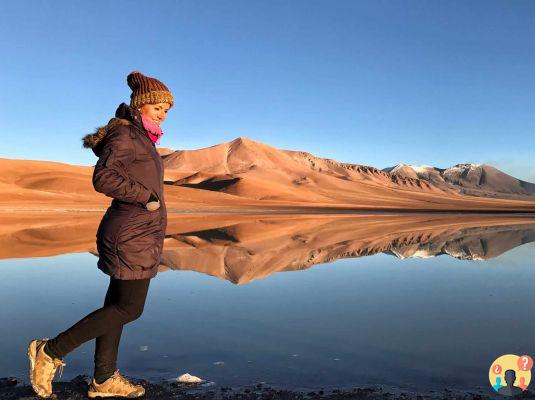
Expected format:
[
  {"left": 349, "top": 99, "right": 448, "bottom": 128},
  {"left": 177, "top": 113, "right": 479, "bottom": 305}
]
[{"left": 127, "top": 71, "right": 174, "bottom": 109}]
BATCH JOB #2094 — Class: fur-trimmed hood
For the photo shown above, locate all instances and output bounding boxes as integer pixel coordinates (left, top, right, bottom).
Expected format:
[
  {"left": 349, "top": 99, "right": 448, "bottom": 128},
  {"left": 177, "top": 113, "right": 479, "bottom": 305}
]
[
  {"left": 82, "top": 118, "right": 131, "bottom": 156},
  {"left": 82, "top": 103, "right": 145, "bottom": 156}
]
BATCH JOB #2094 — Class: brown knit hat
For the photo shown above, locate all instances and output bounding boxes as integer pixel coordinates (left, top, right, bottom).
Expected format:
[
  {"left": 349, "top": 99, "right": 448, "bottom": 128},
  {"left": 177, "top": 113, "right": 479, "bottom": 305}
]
[{"left": 127, "top": 71, "right": 174, "bottom": 109}]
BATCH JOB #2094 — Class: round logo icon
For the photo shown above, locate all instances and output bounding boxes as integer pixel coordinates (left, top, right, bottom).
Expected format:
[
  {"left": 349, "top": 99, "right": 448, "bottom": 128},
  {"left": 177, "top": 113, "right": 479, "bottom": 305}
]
[{"left": 489, "top": 354, "right": 533, "bottom": 396}]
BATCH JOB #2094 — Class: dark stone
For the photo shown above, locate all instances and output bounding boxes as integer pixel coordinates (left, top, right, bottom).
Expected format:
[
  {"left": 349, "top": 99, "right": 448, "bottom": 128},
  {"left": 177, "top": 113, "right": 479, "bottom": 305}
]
[{"left": 0, "top": 378, "right": 16, "bottom": 388}]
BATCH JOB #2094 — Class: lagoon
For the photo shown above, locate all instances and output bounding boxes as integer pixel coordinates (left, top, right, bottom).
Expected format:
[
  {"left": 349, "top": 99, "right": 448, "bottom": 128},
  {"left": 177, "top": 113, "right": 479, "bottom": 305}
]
[{"left": 1, "top": 214, "right": 534, "bottom": 393}]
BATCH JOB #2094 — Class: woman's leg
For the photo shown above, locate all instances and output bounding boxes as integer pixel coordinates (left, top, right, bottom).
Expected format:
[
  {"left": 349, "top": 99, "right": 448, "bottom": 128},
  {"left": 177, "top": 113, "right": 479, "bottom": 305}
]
[
  {"left": 93, "top": 326, "right": 123, "bottom": 381},
  {"left": 45, "top": 277, "right": 151, "bottom": 362},
  {"left": 93, "top": 278, "right": 125, "bottom": 379}
]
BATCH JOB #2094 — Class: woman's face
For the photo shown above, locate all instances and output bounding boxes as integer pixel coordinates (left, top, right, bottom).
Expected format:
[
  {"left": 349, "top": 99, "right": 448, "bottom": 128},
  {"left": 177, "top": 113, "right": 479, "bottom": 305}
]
[{"left": 138, "top": 103, "right": 171, "bottom": 126}]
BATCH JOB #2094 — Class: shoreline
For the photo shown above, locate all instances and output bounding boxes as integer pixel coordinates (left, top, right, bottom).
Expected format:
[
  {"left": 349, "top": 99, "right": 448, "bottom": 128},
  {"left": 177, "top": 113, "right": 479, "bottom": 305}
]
[
  {"left": 1, "top": 375, "right": 529, "bottom": 400},
  {"left": 0, "top": 207, "right": 534, "bottom": 215}
]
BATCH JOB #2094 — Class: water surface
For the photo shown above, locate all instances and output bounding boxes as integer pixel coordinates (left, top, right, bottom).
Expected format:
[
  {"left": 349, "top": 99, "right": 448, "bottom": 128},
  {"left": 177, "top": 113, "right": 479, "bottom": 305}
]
[{"left": 1, "top": 213, "right": 534, "bottom": 392}]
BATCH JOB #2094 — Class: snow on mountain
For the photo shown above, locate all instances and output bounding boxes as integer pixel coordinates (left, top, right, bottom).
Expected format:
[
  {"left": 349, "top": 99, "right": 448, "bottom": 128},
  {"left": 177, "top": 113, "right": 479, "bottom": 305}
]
[{"left": 383, "top": 162, "right": 535, "bottom": 199}]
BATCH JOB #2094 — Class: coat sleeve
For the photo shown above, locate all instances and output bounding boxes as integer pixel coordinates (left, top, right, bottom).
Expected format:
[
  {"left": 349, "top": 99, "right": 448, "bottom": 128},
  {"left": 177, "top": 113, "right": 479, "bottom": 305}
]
[{"left": 92, "top": 127, "right": 152, "bottom": 206}]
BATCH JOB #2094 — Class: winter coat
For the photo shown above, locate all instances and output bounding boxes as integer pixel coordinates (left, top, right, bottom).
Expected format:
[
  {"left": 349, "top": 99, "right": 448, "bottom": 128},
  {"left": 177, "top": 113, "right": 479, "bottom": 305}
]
[{"left": 82, "top": 103, "right": 167, "bottom": 280}]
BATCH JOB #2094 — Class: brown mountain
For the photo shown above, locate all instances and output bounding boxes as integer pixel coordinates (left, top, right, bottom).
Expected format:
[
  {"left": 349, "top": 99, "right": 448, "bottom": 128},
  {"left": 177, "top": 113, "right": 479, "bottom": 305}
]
[
  {"left": 1, "top": 137, "right": 535, "bottom": 211},
  {"left": 159, "top": 137, "right": 535, "bottom": 211},
  {"left": 383, "top": 163, "right": 535, "bottom": 200},
  {"left": 163, "top": 137, "right": 452, "bottom": 202}
]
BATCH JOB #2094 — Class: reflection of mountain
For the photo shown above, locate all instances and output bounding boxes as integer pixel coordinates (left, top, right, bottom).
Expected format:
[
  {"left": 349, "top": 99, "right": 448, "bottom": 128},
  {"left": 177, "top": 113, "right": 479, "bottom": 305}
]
[
  {"left": 384, "top": 226, "right": 535, "bottom": 260},
  {"left": 1, "top": 212, "right": 533, "bottom": 284},
  {"left": 159, "top": 216, "right": 535, "bottom": 283}
]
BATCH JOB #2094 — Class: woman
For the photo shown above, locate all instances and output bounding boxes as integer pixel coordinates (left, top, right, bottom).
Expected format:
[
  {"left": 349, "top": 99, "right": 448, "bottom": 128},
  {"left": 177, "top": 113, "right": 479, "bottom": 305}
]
[{"left": 27, "top": 71, "right": 172, "bottom": 399}]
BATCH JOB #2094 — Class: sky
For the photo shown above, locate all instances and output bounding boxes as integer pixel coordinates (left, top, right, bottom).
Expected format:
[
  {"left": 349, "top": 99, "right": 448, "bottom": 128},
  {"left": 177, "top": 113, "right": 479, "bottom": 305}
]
[{"left": 1, "top": 0, "right": 534, "bottom": 182}]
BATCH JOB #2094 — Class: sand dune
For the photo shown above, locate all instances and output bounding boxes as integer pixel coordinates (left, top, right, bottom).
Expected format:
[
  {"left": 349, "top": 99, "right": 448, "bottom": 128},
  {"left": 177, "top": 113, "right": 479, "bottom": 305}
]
[
  {"left": 1, "top": 211, "right": 533, "bottom": 284},
  {"left": 1, "top": 137, "right": 535, "bottom": 211}
]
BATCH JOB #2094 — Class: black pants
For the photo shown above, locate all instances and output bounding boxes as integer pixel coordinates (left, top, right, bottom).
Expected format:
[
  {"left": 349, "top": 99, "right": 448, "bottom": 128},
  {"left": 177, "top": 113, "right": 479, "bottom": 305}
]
[{"left": 46, "top": 277, "right": 151, "bottom": 376}]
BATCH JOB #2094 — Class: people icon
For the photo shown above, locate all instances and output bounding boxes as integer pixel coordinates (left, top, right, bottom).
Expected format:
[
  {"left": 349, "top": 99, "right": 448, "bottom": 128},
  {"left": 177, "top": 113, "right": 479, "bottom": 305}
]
[
  {"left": 498, "top": 370, "right": 523, "bottom": 396},
  {"left": 518, "top": 377, "right": 527, "bottom": 391},
  {"left": 489, "top": 354, "right": 532, "bottom": 396},
  {"left": 493, "top": 376, "right": 502, "bottom": 391}
]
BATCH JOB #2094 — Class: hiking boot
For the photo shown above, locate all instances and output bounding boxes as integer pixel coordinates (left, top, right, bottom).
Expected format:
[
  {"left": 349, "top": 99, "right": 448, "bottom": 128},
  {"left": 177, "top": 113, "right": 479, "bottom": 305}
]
[
  {"left": 27, "top": 338, "right": 66, "bottom": 398},
  {"left": 87, "top": 369, "right": 145, "bottom": 398}
]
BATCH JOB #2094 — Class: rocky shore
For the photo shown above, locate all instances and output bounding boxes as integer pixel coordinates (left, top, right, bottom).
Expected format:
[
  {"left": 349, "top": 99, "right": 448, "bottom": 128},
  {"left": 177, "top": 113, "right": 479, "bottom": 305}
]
[{"left": 2, "top": 376, "right": 535, "bottom": 400}]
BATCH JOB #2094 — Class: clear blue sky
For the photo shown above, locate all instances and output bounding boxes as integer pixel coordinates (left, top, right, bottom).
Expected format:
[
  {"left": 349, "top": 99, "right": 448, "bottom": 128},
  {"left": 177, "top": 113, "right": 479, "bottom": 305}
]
[{"left": 1, "top": 0, "right": 534, "bottom": 181}]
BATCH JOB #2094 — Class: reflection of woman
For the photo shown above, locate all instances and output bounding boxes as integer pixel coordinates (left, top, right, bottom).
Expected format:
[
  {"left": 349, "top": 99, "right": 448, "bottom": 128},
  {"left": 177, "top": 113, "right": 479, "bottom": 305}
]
[{"left": 27, "top": 71, "right": 173, "bottom": 398}]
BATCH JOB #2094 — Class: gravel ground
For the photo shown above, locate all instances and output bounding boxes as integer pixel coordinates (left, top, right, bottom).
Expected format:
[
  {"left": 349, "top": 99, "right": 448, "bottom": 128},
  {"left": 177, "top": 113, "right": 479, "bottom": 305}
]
[{"left": 2, "top": 376, "right": 535, "bottom": 400}]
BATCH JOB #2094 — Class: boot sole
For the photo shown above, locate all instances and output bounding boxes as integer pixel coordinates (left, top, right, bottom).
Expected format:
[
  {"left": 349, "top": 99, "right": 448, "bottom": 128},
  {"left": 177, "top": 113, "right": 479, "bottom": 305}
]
[
  {"left": 27, "top": 339, "right": 50, "bottom": 398},
  {"left": 88, "top": 390, "right": 145, "bottom": 398}
]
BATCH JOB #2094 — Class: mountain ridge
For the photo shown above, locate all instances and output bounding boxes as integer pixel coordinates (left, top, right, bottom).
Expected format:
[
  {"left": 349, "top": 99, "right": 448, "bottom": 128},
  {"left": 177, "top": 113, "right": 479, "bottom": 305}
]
[
  {"left": 383, "top": 162, "right": 535, "bottom": 199},
  {"left": 162, "top": 136, "right": 533, "bottom": 202},
  {"left": 1, "top": 136, "right": 534, "bottom": 212}
]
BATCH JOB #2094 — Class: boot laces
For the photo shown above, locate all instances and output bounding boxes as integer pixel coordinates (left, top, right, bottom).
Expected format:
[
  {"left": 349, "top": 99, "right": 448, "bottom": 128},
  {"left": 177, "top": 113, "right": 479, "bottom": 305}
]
[
  {"left": 41, "top": 339, "right": 66, "bottom": 381},
  {"left": 113, "top": 370, "right": 138, "bottom": 388},
  {"left": 51, "top": 358, "right": 66, "bottom": 380}
]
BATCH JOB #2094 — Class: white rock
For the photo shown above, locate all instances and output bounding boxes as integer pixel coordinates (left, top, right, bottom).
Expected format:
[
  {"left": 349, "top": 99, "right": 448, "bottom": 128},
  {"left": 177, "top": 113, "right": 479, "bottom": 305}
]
[{"left": 176, "top": 373, "right": 203, "bottom": 384}]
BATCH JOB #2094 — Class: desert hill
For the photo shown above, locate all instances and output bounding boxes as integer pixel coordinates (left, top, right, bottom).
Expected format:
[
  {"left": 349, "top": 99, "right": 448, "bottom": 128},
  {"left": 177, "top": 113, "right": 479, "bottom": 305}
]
[
  {"left": 1, "top": 137, "right": 534, "bottom": 211},
  {"left": 163, "top": 137, "right": 452, "bottom": 202},
  {"left": 160, "top": 137, "right": 535, "bottom": 211}
]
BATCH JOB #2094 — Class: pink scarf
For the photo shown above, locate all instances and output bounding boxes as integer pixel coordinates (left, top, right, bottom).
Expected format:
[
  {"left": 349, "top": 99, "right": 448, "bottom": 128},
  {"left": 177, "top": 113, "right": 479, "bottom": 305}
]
[{"left": 141, "top": 115, "right": 164, "bottom": 145}]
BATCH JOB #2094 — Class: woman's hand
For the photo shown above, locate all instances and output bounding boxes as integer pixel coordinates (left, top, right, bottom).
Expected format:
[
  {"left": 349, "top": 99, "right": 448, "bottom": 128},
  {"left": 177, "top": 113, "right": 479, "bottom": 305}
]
[
  {"left": 92, "top": 127, "right": 153, "bottom": 206},
  {"left": 145, "top": 192, "right": 160, "bottom": 211}
]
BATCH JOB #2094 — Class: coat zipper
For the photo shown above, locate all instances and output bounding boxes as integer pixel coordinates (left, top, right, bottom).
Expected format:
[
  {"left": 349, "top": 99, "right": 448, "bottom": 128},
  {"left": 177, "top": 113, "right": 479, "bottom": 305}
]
[
  {"left": 129, "top": 124, "right": 163, "bottom": 176},
  {"left": 129, "top": 123, "right": 164, "bottom": 201}
]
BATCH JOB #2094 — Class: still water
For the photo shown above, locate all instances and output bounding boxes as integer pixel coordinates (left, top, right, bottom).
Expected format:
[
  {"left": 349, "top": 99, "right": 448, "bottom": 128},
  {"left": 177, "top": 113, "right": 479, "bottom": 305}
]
[{"left": 1, "top": 213, "right": 534, "bottom": 392}]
